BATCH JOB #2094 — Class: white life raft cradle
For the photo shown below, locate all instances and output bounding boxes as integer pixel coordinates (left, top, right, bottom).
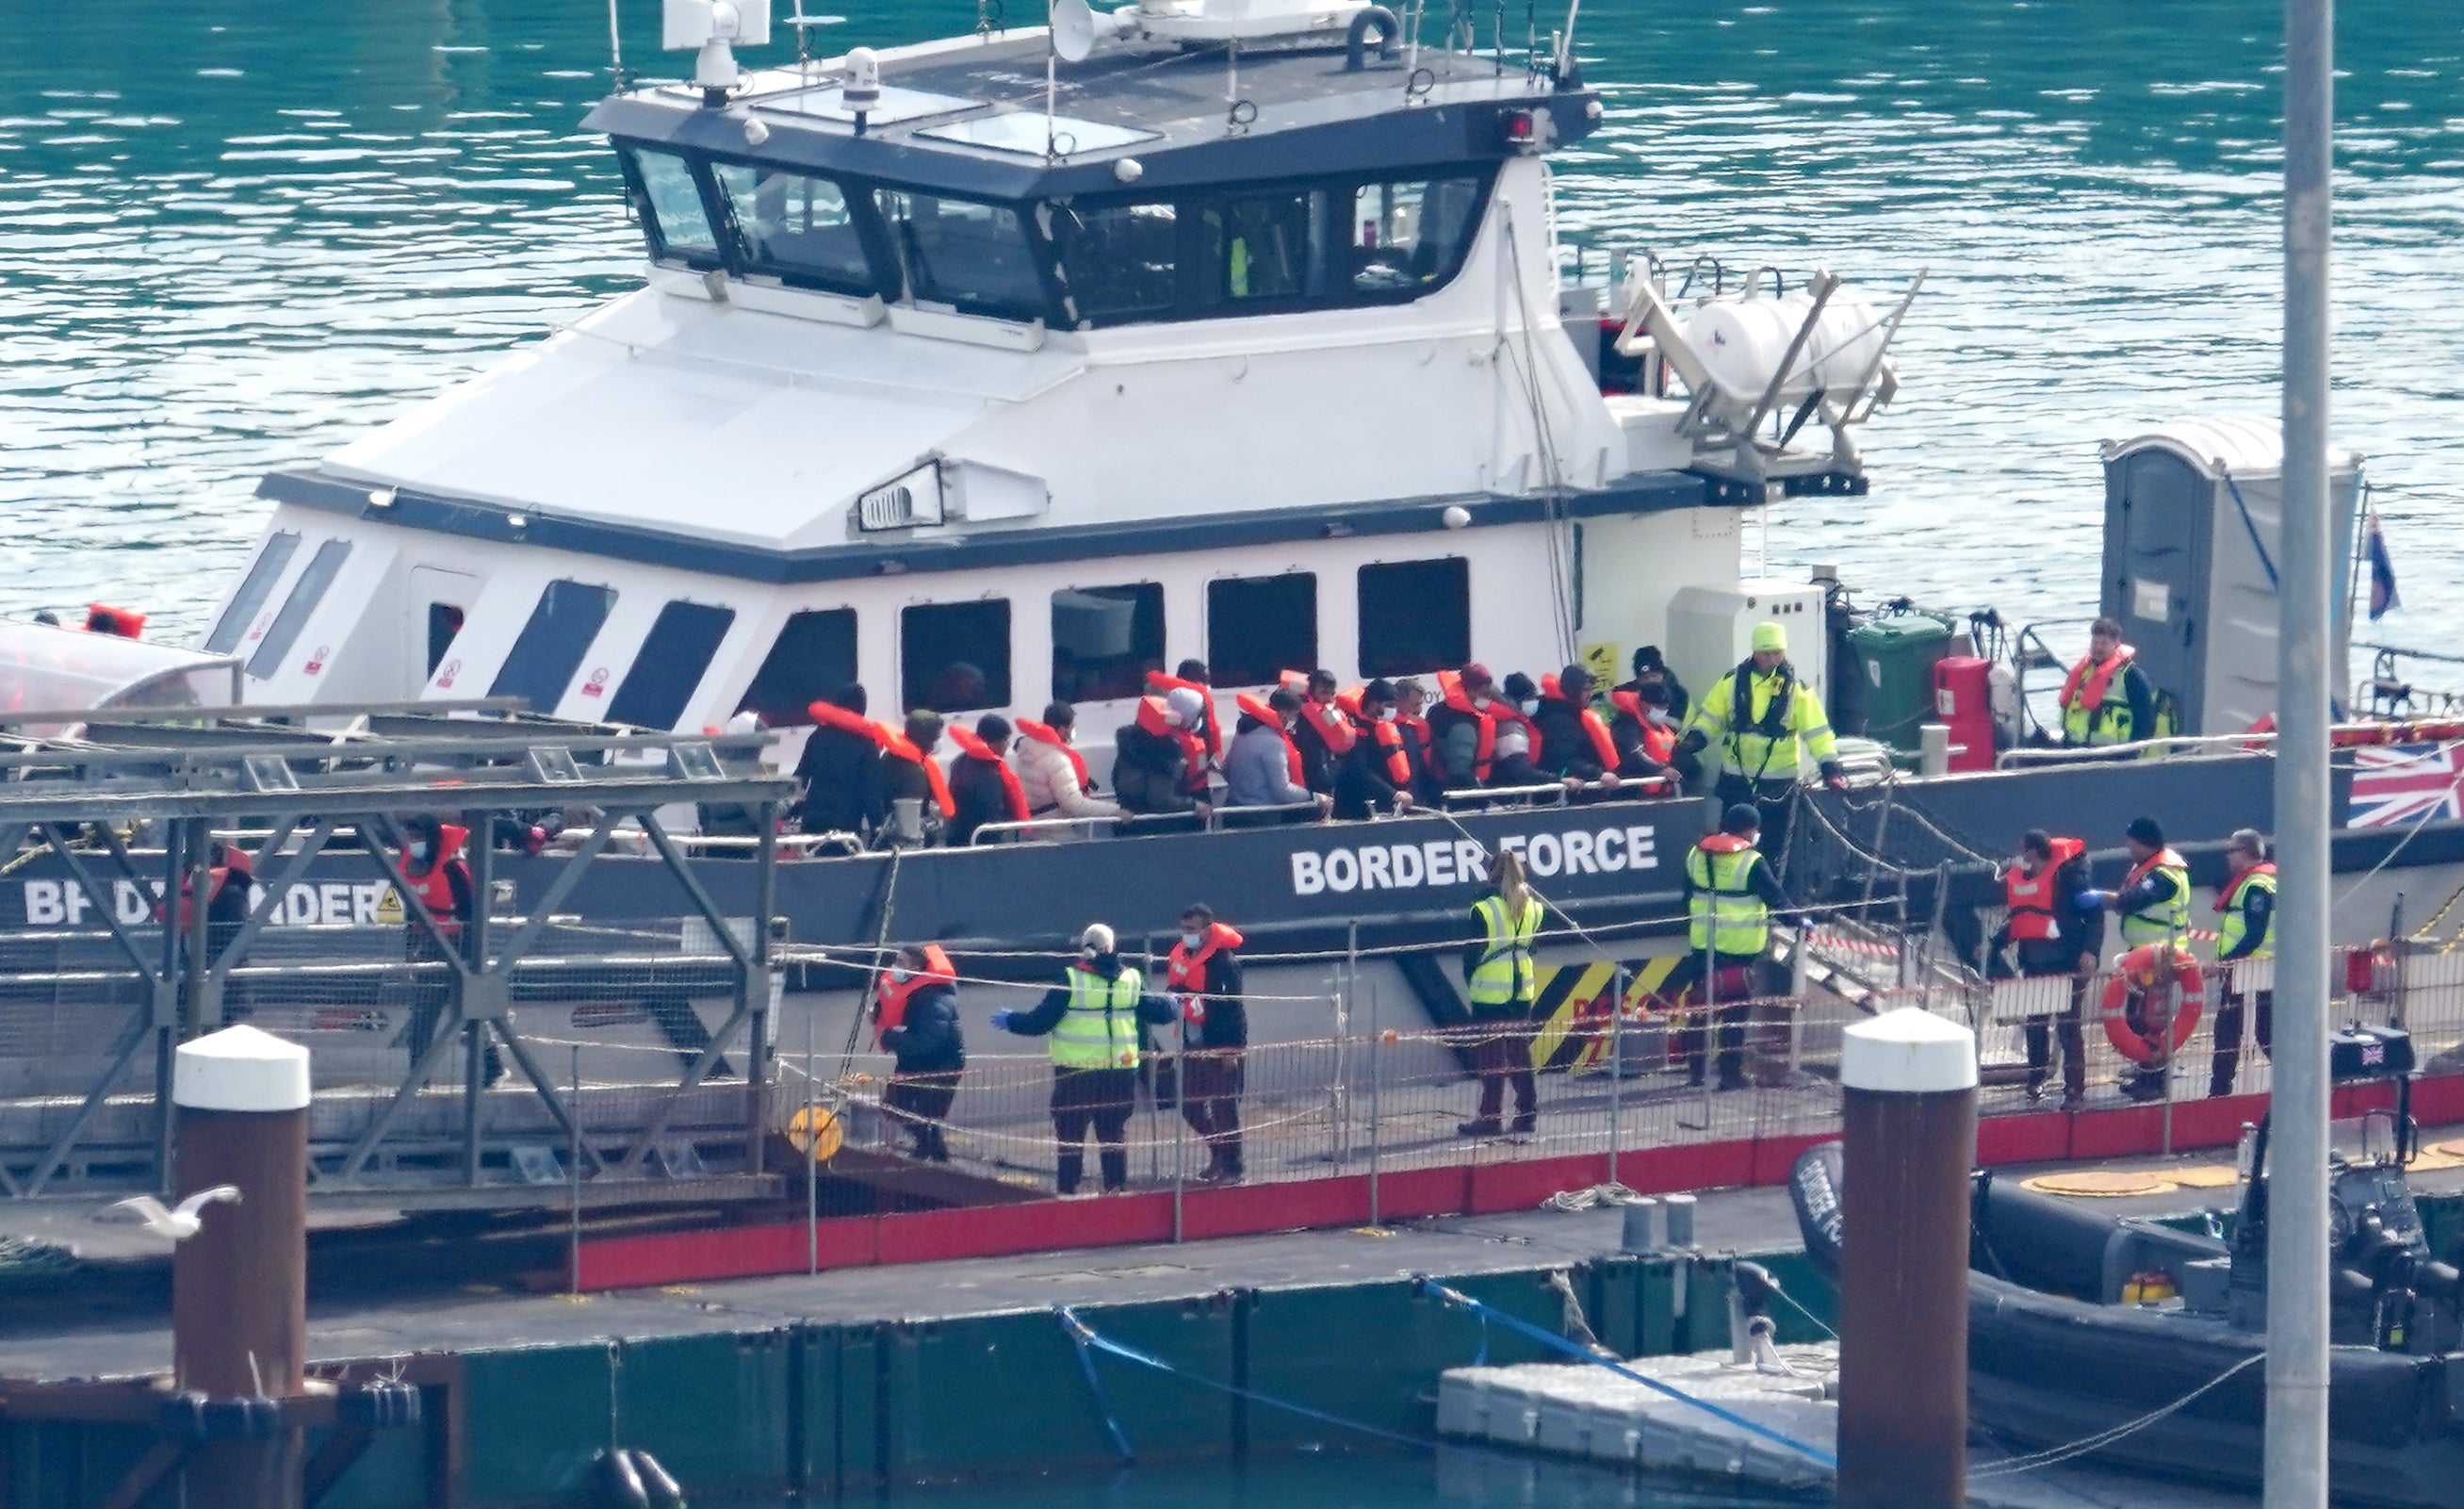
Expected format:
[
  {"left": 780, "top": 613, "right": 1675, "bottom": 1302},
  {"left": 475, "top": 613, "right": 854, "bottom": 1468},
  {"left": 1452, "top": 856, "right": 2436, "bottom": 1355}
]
[
  {"left": 1608, "top": 263, "right": 1925, "bottom": 489},
  {"left": 0, "top": 619, "right": 242, "bottom": 738}
]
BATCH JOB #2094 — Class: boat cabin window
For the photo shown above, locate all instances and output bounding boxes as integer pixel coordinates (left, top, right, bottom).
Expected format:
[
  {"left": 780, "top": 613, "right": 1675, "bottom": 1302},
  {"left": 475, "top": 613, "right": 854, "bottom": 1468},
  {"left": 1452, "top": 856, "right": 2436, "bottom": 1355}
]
[
  {"left": 607, "top": 600, "right": 738, "bottom": 730},
  {"left": 245, "top": 539, "right": 351, "bottom": 681},
  {"left": 1207, "top": 573, "right": 1317, "bottom": 689},
  {"left": 428, "top": 604, "right": 465, "bottom": 677},
  {"left": 624, "top": 148, "right": 722, "bottom": 268},
  {"left": 874, "top": 190, "right": 1048, "bottom": 322},
  {"left": 1201, "top": 189, "right": 1328, "bottom": 306},
  {"left": 712, "top": 161, "right": 877, "bottom": 296},
  {"left": 490, "top": 580, "right": 617, "bottom": 713},
  {"left": 1052, "top": 584, "right": 1165, "bottom": 703},
  {"left": 1049, "top": 202, "right": 1177, "bottom": 322},
  {"left": 205, "top": 531, "right": 300, "bottom": 655},
  {"left": 902, "top": 599, "right": 1011, "bottom": 713},
  {"left": 1344, "top": 177, "right": 1484, "bottom": 295},
  {"left": 1358, "top": 557, "right": 1470, "bottom": 677},
  {"left": 737, "top": 608, "right": 858, "bottom": 726}
]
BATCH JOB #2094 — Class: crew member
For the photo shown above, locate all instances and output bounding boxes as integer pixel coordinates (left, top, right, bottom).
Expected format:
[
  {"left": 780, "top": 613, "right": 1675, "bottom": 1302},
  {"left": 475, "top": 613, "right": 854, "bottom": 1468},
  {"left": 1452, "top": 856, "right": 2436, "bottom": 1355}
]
[
  {"left": 945, "top": 713, "right": 1027, "bottom": 845},
  {"left": 1113, "top": 689, "right": 1212, "bottom": 819},
  {"left": 993, "top": 925, "right": 1174, "bottom": 1196},
  {"left": 1332, "top": 680, "right": 1416, "bottom": 819},
  {"left": 1460, "top": 850, "right": 1544, "bottom": 1138},
  {"left": 1429, "top": 664, "right": 1502, "bottom": 794},
  {"left": 876, "top": 943, "right": 964, "bottom": 1162},
  {"left": 1984, "top": 829, "right": 2100, "bottom": 1108},
  {"left": 1166, "top": 905, "right": 1248, "bottom": 1183},
  {"left": 1666, "top": 804, "right": 1799, "bottom": 1091},
  {"left": 2058, "top": 615, "right": 2158, "bottom": 751},
  {"left": 1679, "top": 621, "right": 1844, "bottom": 865},
  {"left": 2081, "top": 815, "right": 2190, "bottom": 1100},
  {"left": 2207, "top": 828, "right": 2277, "bottom": 1098},
  {"left": 793, "top": 684, "right": 888, "bottom": 838},
  {"left": 1014, "top": 701, "right": 1120, "bottom": 831},
  {"left": 1532, "top": 665, "right": 1622, "bottom": 792},
  {"left": 877, "top": 711, "right": 955, "bottom": 844},
  {"left": 1607, "top": 681, "right": 1679, "bottom": 780}
]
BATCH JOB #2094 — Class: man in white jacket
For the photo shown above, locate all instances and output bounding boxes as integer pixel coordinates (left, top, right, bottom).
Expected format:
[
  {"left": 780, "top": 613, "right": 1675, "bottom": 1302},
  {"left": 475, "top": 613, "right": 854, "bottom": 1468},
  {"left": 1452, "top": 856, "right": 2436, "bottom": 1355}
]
[{"left": 1011, "top": 701, "right": 1120, "bottom": 836}]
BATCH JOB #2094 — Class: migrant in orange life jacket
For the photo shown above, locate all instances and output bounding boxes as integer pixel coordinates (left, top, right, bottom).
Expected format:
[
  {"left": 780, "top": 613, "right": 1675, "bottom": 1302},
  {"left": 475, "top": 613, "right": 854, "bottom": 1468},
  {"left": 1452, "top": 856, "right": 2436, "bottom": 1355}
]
[
  {"left": 85, "top": 604, "right": 146, "bottom": 639},
  {"left": 2004, "top": 836, "right": 2086, "bottom": 942},
  {"left": 1134, "top": 696, "right": 1212, "bottom": 795},
  {"left": 878, "top": 731, "right": 957, "bottom": 819},
  {"left": 1434, "top": 668, "right": 1497, "bottom": 781},
  {"left": 874, "top": 943, "right": 956, "bottom": 1041},
  {"left": 1487, "top": 697, "right": 1543, "bottom": 768},
  {"left": 1015, "top": 719, "right": 1092, "bottom": 796},
  {"left": 1235, "top": 692, "right": 1307, "bottom": 788},
  {"left": 1541, "top": 674, "right": 1620, "bottom": 772},
  {"left": 1335, "top": 687, "right": 1412, "bottom": 786},
  {"left": 807, "top": 697, "right": 889, "bottom": 746},
  {"left": 1145, "top": 670, "right": 1223, "bottom": 760},
  {"left": 1166, "top": 921, "right": 1245, "bottom": 1003},
  {"left": 945, "top": 725, "right": 1030, "bottom": 822},
  {"left": 171, "top": 844, "right": 256, "bottom": 931},
  {"left": 1281, "top": 671, "right": 1357, "bottom": 755},
  {"left": 1609, "top": 689, "right": 1680, "bottom": 765},
  {"left": 397, "top": 823, "right": 472, "bottom": 934}
]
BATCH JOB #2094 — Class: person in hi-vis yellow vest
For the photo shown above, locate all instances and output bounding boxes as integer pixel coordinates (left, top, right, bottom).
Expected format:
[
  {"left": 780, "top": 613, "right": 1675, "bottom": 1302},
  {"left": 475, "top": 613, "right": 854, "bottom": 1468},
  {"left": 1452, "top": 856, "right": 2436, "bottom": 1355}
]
[
  {"left": 993, "top": 924, "right": 1175, "bottom": 1196},
  {"left": 1458, "top": 850, "right": 1544, "bottom": 1139}
]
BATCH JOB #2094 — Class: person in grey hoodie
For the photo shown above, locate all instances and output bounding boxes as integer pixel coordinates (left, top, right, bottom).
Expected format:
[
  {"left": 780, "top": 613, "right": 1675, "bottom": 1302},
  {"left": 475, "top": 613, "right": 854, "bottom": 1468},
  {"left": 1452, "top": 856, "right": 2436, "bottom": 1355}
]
[{"left": 1224, "top": 687, "right": 1331, "bottom": 816}]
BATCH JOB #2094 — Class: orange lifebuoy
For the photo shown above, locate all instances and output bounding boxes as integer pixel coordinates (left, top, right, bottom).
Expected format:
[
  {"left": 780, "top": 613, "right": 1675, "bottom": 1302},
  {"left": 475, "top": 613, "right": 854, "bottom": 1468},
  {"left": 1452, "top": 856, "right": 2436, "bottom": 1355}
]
[{"left": 2099, "top": 944, "right": 2205, "bottom": 1065}]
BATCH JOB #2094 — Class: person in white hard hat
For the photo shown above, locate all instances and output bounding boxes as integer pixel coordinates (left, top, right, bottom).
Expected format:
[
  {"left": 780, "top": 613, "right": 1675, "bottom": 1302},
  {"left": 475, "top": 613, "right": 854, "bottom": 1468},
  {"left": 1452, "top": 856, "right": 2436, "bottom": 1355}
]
[{"left": 992, "top": 924, "right": 1176, "bottom": 1196}]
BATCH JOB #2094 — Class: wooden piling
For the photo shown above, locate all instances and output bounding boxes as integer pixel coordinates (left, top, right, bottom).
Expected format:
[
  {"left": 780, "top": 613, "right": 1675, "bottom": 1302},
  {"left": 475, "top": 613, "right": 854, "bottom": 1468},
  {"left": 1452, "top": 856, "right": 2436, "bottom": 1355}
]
[{"left": 1836, "top": 1007, "right": 1976, "bottom": 1509}]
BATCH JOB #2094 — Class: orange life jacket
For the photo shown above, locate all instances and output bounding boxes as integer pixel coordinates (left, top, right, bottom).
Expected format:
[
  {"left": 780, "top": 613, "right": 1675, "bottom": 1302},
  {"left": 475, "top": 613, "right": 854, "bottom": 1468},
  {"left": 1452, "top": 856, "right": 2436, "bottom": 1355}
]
[
  {"left": 1145, "top": 671, "right": 1223, "bottom": 759},
  {"left": 1610, "top": 689, "right": 1679, "bottom": 764},
  {"left": 1281, "top": 673, "right": 1357, "bottom": 756},
  {"left": 1333, "top": 687, "right": 1411, "bottom": 783},
  {"left": 806, "top": 698, "right": 886, "bottom": 744},
  {"left": 945, "top": 726, "right": 1029, "bottom": 822},
  {"left": 2217, "top": 861, "right": 2278, "bottom": 914},
  {"left": 398, "top": 823, "right": 471, "bottom": 932},
  {"left": 1489, "top": 701, "right": 1542, "bottom": 768},
  {"left": 1698, "top": 833, "right": 1753, "bottom": 855},
  {"left": 2059, "top": 647, "right": 2137, "bottom": 717},
  {"left": 1134, "top": 696, "right": 1210, "bottom": 791},
  {"left": 85, "top": 604, "right": 146, "bottom": 639},
  {"left": 880, "top": 732, "right": 957, "bottom": 819},
  {"left": 1541, "top": 675, "right": 1618, "bottom": 772},
  {"left": 1016, "top": 719, "right": 1091, "bottom": 796},
  {"left": 1166, "top": 922, "right": 1245, "bottom": 995},
  {"left": 2004, "top": 835, "right": 2086, "bottom": 942},
  {"left": 1235, "top": 692, "right": 1307, "bottom": 788},
  {"left": 1397, "top": 712, "right": 1433, "bottom": 765},
  {"left": 1434, "top": 668, "right": 1496, "bottom": 781},
  {"left": 2122, "top": 845, "right": 2187, "bottom": 896},
  {"left": 172, "top": 846, "right": 254, "bottom": 931},
  {"left": 875, "top": 942, "right": 956, "bottom": 1039}
]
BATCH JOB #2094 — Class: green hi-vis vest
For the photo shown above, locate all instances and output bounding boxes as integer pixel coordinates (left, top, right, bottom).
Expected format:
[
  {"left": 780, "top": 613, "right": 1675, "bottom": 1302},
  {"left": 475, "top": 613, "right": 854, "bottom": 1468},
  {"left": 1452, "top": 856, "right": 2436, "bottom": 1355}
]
[
  {"left": 2118, "top": 847, "right": 2190, "bottom": 947},
  {"left": 1051, "top": 965, "right": 1146, "bottom": 1070},
  {"left": 2219, "top": 863, "right": 2277, "bottom": 960},
  {"left": 1468, "top": 893, "right": 1544, "bottom": 1009},
  {"left": 1687, "top": 837, "right": 1770, "bottom": 956}
]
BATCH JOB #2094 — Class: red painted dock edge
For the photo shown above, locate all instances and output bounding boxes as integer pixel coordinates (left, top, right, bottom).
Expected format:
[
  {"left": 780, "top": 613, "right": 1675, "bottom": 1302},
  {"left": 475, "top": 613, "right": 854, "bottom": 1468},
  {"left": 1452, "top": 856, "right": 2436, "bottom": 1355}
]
[{"left": 576, "top": 1070, "right": 2464, "bottom": 1289}]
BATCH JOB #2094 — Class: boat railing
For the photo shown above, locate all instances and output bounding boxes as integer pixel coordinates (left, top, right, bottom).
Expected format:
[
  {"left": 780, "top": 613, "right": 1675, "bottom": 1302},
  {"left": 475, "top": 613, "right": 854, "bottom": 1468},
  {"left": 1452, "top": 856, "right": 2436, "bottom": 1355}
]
[{"left": 1439, "top": 776, "right": 1677, "bottom": 810}]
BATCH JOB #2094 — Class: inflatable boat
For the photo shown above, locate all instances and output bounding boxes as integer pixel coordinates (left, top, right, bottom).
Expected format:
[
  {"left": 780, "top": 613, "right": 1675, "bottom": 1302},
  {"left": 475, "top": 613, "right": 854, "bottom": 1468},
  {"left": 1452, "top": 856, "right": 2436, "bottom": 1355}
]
[{"left": 1793, "top": 1025, "right": 2464, "bottom": 1507}]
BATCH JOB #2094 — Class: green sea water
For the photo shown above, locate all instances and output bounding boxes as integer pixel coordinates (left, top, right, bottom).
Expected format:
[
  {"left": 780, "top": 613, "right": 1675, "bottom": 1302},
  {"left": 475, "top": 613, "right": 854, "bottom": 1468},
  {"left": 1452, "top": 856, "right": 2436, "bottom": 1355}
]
[{"left": 4, "top": 0, "right": 2461, "bottom": 653}]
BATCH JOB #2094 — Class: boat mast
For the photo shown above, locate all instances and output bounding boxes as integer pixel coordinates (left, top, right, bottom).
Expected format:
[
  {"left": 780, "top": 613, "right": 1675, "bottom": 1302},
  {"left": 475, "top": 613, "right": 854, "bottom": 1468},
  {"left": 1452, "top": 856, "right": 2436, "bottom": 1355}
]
[{"left": 2265, "top": 0, "right": 2334, "bottom": 1501}]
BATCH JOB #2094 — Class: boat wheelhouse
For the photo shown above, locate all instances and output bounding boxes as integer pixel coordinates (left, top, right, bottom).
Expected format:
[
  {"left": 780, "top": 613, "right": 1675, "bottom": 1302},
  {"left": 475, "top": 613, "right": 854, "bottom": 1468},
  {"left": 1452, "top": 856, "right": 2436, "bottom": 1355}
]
[{"left": 207, "top": 0, "right": 1871, "bottom": 774}]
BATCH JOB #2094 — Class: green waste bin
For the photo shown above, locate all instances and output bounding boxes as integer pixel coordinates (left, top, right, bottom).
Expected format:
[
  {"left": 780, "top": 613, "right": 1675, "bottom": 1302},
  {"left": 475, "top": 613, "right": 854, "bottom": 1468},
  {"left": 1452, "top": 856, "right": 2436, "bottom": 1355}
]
[{"left": 1844, "top": 611, "right": 1955, "bottom": 750}]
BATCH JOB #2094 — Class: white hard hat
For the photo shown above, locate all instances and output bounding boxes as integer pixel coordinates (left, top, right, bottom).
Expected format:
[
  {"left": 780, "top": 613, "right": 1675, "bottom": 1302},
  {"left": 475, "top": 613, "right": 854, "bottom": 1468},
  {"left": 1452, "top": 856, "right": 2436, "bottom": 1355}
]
[
  {"left": 1166, "top": 687, "right": 1206, "bottom": 726},
  {"left": 1080, "top": 923, "right": 1117, "bottom": 954}
]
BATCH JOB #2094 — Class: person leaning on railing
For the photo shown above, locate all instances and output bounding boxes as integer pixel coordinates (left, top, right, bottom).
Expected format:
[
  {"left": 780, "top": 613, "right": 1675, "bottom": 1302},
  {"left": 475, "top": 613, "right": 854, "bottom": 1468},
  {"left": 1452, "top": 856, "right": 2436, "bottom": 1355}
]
[
  {"left": 1459, "top": 850, "right": 1544, "bottom": 1139},
  {"left": 990, "top": 924, "right": 1176, "bottom": 1197},
  {"left": 2207, "top": 828, "right": 2277, "bottom": 1098}
]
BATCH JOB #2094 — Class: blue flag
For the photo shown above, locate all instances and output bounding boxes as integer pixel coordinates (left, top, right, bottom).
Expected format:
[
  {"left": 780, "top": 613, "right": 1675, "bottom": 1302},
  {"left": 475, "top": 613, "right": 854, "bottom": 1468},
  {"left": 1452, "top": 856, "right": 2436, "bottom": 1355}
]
[{"left": 2368, "top": 507, "right": 2401, "bottom": 620}]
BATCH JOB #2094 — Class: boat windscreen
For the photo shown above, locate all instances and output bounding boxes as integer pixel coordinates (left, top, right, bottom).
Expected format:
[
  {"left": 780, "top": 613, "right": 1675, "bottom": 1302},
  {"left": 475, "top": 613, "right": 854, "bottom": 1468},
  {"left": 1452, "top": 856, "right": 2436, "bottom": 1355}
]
[
  {"left": 204, "top": 530, "right": 300, "bottom": 655},
  {"left": 873, "top": 190, "right": 1049, "bottom": 322},
  {"left": 0, "top": 620, "right": 237, "bottom": 732}
]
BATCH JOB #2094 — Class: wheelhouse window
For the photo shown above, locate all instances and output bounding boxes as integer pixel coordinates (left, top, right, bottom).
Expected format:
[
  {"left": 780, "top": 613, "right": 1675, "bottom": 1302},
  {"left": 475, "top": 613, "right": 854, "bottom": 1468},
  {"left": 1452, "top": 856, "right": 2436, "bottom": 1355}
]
[
  {"left": 737, "top": 609, "right": 857, "bottom": 727},
  {"left": 427, "top": 604, "right": 465, "bottom": 677},
  {"left": 1200, "top": 190, "right": 1327, "bottom": 306},
  {"left": 489, "top": 581, "right": 616, "bottom": 713},
  {"left": 874, "top": 191, "right": 1049, "bottom": 322},
  {"left": 712, "top": 162, "right": 876, "bottom": 295},
  {"left": 1345, "top": 176, "right": 1484, "bottom": 295},
  {"left": 902, "top": 600, "right": 1011, "bottom": 713},
  {"left": 1358, "top": 558, "right": 1470, "bottom": 677},
  {"left": 624, "top": 148, "right": 720, "bottom": 266},
  {"left": 1207, "top": 574, "right": 1316, "bottom": 688},
  {"left": 1051, "top": 202, "right": 1177, "bottom": 324},
  {"left": 1052, "top": 584, "right": 1164, "bottom": 703},
  {"left": 205, "top": 531, "right": 300, "bottom": 655},
  {"left": 607, "top": 600, "right": 737, "bottom": 730},
  {"left": 245, "top": 539, "right": 351, "bottom": 681}
]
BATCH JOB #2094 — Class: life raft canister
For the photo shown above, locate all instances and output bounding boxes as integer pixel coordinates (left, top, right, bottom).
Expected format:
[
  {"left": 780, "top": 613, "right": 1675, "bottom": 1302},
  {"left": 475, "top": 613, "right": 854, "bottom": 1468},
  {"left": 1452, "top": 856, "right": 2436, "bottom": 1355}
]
[{"left": 2099, "top": 943, "right": 2206, "bottom": 1065}]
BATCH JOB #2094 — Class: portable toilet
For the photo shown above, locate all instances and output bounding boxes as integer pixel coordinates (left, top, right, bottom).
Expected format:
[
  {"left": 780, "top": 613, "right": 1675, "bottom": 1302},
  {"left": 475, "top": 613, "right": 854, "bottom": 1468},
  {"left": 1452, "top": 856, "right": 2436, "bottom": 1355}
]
[{"left": 2098, "top": 419, "right": 2361, "bottom": 738}]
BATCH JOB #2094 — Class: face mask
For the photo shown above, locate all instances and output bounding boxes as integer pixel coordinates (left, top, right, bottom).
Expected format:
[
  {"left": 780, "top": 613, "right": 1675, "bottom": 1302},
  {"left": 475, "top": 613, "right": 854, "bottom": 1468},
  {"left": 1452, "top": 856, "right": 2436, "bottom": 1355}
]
[
  {"left": 409, "top": 843, "right": 432, "bottom": 865},
  {"left": 1080, "top": 945, "right": 1099, "bottom": 960},
  {"left": 1519, "top": 698, "right": 1540, "bottom": 716},
  {"left": 1646, "top": 709, "right": 1673, "bottom": 726},
  {"left": 1471, "top": 695, "right": 1493, "bottom": 711},
  {"left": 889, "top": 967, "right": 912, "bottom": 984},
  {"left": 1377, "top": 708, "right": 1397, "bottom": 723},
  {"left": 1180, "top": 931, "right": 1202, "bottom": 949}
]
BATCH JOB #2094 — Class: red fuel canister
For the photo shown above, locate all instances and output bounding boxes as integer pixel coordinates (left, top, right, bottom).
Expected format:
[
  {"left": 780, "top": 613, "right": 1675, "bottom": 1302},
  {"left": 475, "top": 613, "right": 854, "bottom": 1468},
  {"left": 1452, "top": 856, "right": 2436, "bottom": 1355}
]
[{"left": 1934, "top": 656, "right": 1994, "bottom": 772}]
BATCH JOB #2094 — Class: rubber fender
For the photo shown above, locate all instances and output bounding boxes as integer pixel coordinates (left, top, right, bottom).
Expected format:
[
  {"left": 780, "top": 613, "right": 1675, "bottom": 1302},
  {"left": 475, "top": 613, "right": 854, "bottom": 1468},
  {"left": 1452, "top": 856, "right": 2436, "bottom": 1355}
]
[
  {"left": 596, "top": 1448, "right": 650, "bottom": 1509},
  {"left": 1344, "top": 5, "right": 1402, "bottom": 70},
  {"left": 628, "top": 1448, "right": 688, "bottom": 1508}
]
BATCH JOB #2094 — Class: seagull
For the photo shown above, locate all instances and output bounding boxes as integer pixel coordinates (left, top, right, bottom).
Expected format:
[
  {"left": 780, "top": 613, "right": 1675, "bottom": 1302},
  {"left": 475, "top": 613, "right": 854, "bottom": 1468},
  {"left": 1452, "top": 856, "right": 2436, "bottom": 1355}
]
[{"left": 100, "top": 1186, "right": 241, "bottom": 1240}]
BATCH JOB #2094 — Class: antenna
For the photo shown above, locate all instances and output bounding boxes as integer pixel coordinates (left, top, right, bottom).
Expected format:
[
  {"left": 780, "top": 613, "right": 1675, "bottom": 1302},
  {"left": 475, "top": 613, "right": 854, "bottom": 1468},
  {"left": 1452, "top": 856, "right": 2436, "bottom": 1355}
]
[
  {"left": 1052, "top": 0, "right": 1096, "bottom": 62},
  {"left": 1557, "top": 0, "right": 1580, "bottom": 80},
  {"left": 606, "top": 0, "right": 628, "bottom": 90}
]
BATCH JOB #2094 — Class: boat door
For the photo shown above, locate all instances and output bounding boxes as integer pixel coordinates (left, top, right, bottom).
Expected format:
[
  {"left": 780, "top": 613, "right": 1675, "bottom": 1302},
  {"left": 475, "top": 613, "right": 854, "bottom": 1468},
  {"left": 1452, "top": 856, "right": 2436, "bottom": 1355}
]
[
  {"left": 2100, "top": 448, "right": 2211, "bottom": 733},
  {"left": 410, "top": 566, "right": 481, "bottom": 695}
]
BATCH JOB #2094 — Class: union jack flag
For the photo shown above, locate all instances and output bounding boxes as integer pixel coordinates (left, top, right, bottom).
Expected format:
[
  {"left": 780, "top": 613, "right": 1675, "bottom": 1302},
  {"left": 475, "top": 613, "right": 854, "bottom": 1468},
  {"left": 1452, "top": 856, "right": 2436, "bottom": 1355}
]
[{"left": 2347, "top": 742, "right": 2464, "bottom": 828}]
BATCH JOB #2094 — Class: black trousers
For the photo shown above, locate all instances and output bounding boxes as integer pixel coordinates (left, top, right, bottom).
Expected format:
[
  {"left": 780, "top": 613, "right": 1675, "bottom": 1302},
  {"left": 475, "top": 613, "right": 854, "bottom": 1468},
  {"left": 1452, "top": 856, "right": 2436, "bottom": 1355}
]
[
  {"left": 2209, "top": 987, "right": 2275, "bottom": 1097},
  {"left": 1178, "top": 1052, "right": 1246, "bottom": 1174},
  {"left": 2021, "top": 976, "right": 2090, "bottom": 1101},
  {"left": 1661, "top": 949, "right": 1760, "bottom": 1088},
  {"left": 1466, "top": 1026, "right": 1536, "bottom": 1127},
  {"left": 1051, "top": 1066, "right": 1137, "bottom": 1193},
  {"left": 885, "top": 1071, "right": 960, "bottom": 1160}
]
